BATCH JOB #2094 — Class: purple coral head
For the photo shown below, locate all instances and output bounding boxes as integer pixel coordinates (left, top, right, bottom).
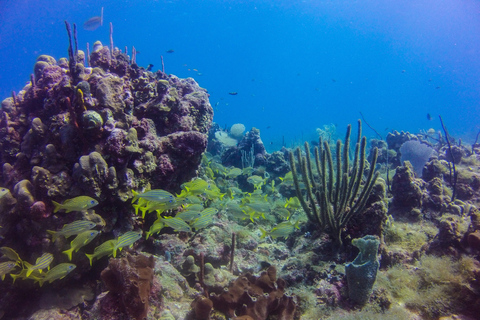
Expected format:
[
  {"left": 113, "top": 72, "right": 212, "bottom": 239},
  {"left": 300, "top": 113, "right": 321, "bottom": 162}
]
[
  {"left": 400, "top": 140, "right": 435, "bottom": 177},
  {"left": 30, "top": 201, "right": 50, "bottom": 219}
]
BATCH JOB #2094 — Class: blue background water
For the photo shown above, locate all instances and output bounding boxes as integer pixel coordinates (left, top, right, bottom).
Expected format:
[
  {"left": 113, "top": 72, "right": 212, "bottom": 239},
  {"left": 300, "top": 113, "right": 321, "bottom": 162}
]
[{"left": 1, "top": 0, "right": 479, "bottom": 152}]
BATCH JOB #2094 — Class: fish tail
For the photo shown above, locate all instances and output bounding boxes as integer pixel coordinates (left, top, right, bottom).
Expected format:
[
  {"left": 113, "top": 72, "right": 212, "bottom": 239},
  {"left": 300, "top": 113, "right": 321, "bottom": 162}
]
[
  {"left": 140, "top": 207, "right": 148, "bottom": 219},
  {"left": 132, "top": 190, "right": 139, "bottom": 204},
  {"left": 9, "top": 274, "right": 17, "bottom": 282},
  {"left": 52, "top": 201, "right": 62, "bottom": 213},
  {"left": 1, "top": 274, "right": 5, "bottom": 281},
  {"left": 85, "top": 253, "right": 94, "bottom": 266},
  {"left": 63, "top": 248, "right": 74, "bottom": 261},
  {"left": 46, "top": 230, "right": 58, "bottom": 242},
  {"left": 112, "top": 248, "right": 117, "bottom": 258},
  {"left": 132, "top": 203, "right": 140, "bottom": 216},
  {"left": 259, "top": 227, "right": 268, "bottom": 239},
  {"left": 26, "top": 267, "right": 33, "bottom": 278},
  {"left": 145, "top": 232, "right": 151, "bottom": 240}
]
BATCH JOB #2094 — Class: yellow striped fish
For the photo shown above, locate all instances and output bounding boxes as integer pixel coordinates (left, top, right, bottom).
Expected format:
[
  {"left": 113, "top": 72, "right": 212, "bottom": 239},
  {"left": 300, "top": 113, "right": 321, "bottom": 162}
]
[
  {"left": 1, "top": 261, "right": 17, "bottom": 280},
  {"left": 52, "top": 196, "right": 99, "bottom": 213},
  {"left": 85, "top": 239, "right": 117, "bottom": 266},
  {"left": 25, "top": 252, "right": 53, "bottom": 277},
  {"left": 47, "top": 220, "right": 97, "bottom": 242},
  {"left": 39, "top": 263, "right": 76, "bottom": 287},
  {"left": 10, "top": 267, "right": 43, "bottom": 283},
  {"left": 161, "top": 217, "right": 192, "bottom": 233},
  {"left": 63, "top": 230, "right": 99, "bottom": 261},
  {"left": 0, "top": 247, "right": 22, "bottom": 265},
  {"left": 145, "top": 220, "right": 164, "bottom": 240},
  {"left": 113, "top": 231, "right": 142, "bottom": 257}
]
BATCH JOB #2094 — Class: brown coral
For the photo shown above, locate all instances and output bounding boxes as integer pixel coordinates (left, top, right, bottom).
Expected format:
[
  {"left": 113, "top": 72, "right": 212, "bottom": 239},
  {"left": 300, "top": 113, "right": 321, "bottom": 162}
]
[
  {"left": 100, "top": 253, "right": 155, "bottom": 320},
  {"left": 210, "top": 266, "right": 296, "bottom": 320}
]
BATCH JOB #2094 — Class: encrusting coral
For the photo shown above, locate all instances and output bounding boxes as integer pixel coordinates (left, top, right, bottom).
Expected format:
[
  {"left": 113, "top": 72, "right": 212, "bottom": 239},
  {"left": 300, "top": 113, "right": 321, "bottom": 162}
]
[{"left": 100, "top": 253, "right": 155, "bottom": 320}]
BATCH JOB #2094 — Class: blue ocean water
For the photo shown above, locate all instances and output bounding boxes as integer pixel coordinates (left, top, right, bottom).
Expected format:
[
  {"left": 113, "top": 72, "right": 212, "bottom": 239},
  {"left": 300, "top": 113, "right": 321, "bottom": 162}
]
[{"left": 1, "top": 0, "right": 479, "bottom": 152}]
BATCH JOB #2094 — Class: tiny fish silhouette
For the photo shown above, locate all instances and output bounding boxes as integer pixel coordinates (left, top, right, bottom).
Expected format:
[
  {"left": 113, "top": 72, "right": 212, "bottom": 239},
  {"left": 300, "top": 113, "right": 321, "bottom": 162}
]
[
  {"left": 229, "top": 92, "right": 238, "bottom": 95},
  {"left": 84, "top": 7, "right": 103, "bottom": 31}
]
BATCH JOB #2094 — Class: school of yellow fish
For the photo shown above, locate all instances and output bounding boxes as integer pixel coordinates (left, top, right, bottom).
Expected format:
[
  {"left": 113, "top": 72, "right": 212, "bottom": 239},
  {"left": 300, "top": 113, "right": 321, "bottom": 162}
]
[{"left": 0, "top": 152, "right": 306, "bottom": 285}]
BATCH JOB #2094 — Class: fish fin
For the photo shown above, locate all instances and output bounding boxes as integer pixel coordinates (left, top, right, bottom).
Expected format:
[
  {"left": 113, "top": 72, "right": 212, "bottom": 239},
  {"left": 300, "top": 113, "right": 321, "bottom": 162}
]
[
  {"left": 52, "top": 201, "right": 62, "bottom": 213},
  {"left": 140, "top": 207, "right": 148, "bottom": 219},
  {"left": 1, "top": 274, "right": 4, "bottom": 281},
  {"left": 259, "top": 228, "right": 268, "bottom": 239},
  {"left": 26, "top": 268, "right": 33, "bottom": 277},
  {"left": 62, "top": 248, "right": 74, "bottom": 261},
  {"left": 145, "top": 232, "right": 151, "bottom": 240},
  {"left": 46, "top": 230, "right": 58, "bottom": 242},
  {"left": 112, "top": 249, "right": 117, "bottom": 258},
  {"left": 85, "top": 253, "right": 94, "bottom": 266}
]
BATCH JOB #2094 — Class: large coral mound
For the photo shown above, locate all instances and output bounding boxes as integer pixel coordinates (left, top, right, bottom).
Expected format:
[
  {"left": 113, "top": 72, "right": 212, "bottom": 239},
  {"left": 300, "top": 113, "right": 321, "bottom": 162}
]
[{"left": 0, "top": 42, "right": 213, "bottom": 206}]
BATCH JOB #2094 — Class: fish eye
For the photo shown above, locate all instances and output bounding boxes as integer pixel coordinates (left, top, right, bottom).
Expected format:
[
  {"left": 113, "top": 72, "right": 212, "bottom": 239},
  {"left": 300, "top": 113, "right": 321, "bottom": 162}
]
[{"left": 90, "top": 200, "right": 96, "bottom": 204}]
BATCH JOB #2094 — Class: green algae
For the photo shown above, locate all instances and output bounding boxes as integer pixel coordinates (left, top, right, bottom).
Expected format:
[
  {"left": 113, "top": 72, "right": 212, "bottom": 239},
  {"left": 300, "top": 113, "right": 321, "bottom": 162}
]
[
  {"left": 376, "top": 254, "right": 478, "bottom": 319},
  {"left": 384, "top": 218, "right": 437, "bottom": 252}
]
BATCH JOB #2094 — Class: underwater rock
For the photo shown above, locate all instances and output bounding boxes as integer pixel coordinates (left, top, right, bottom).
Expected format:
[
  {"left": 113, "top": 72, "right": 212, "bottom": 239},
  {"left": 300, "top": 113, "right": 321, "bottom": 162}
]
[
  {"left": 29, "top": 200, "right": 49, "bottom": 220},
  {"left": 81, "top": 110, "right": 103, "bottom": 131},
  {"left": 72, "top": 151, "right": 115, "bottom": 198},
  {"left": 13, "top": 179, "right": 35, "bottom": 208},
  {"left": 265, "top": 151, "right": 289, "bottom": 177},
  {"left": 391, "top": 164, "right": 425, "bottom": 217},
  {"left": 94, "top": 74, "right": 129, "bottom": 117},
  {"left": 21, "top": 117, "right": 48, "bottom": 165},
  {"left": 100, "top": 253, "right": 155, "bottom": 320},
  {"left": 386, "top": 130, "right": 417, "bottom": 152}
]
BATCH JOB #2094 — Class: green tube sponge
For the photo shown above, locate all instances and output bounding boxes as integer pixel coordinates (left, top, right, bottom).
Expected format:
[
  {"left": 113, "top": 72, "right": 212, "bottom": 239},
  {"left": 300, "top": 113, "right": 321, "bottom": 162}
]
[{"left": 345, "top": 235, "right": 380, "bottom": 305}]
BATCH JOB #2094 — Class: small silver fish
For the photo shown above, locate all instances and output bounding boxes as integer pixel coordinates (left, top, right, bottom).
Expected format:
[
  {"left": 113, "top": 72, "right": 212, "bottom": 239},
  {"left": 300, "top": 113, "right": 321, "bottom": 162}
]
[{"left": 83, "top": 7, "right": 103, "bottom": 31}]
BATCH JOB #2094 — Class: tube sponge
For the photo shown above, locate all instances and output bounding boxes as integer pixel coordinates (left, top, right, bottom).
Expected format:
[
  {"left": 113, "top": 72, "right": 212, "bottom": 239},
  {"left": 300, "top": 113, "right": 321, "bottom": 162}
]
[{"left": 345, "top": 235, "right": 380, "bottom": 305}]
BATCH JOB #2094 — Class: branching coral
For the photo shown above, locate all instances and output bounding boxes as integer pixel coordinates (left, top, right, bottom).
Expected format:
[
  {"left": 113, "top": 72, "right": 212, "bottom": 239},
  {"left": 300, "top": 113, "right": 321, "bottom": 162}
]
[{"left": 289, "top": 120, "right": 379, "bottom": 248}]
